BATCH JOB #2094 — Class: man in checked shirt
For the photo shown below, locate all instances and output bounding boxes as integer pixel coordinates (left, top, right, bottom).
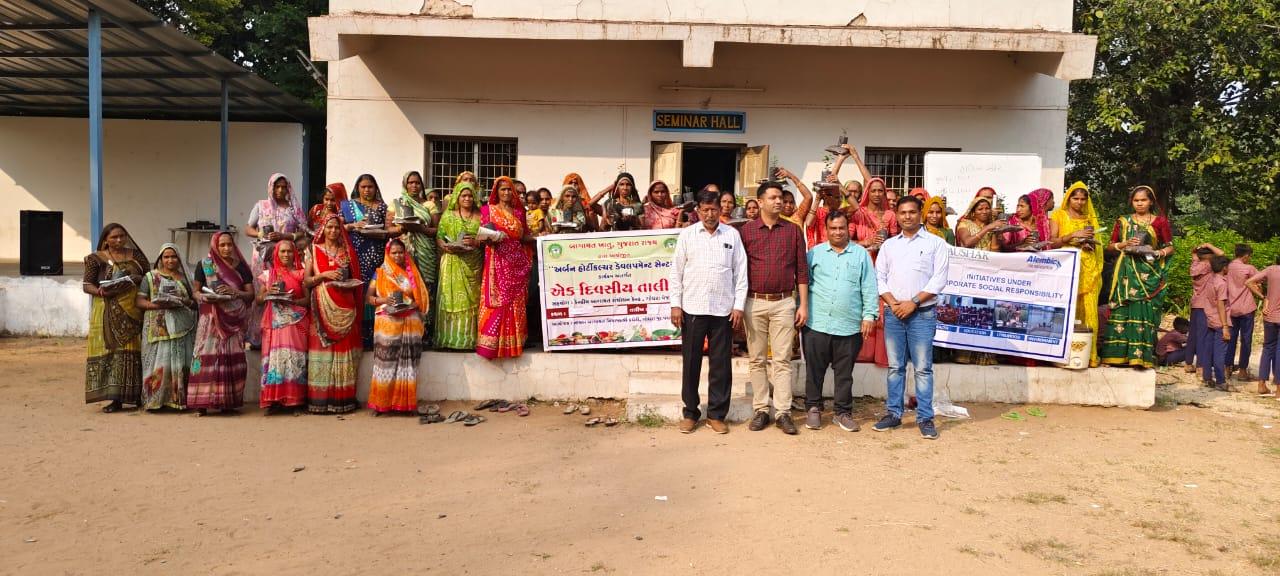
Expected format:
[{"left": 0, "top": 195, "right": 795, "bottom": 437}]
[{"left": 739, "top": 177, "right": 810, "bottom": 435}]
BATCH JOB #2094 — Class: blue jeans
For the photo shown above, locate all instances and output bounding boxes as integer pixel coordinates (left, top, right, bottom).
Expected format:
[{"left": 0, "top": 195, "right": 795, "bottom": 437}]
[
  {"left": 1226, "top": 313, "right": 1255, "bottom": 370},
  {"left": 884, "top": 306, "right": 936, "bottom": 421},
  {"left": 1259, "top": 321, "right": 1280, "bottom": 383},
  {"left": 1187, "top": 308, "right": 1206, "bottom": 368},
  {"left": 1198, "top": 323, "right": 1226, "bottom": 385}
]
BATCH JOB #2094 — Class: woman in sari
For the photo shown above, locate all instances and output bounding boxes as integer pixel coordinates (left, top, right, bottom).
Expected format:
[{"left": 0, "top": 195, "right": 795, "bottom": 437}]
[
  {"left": 562, "top": 172, "right": 600, "bottom": 231},
  {"left": 135, "top": 243, "right": 197, "bottom": 411},
  {"left": 590, "top": 172, "right": 644, "bottom": 231},
  {"left": 953, "top": 196, "right": 1008, "bottom": 366},
  {"left": 257, "top": 240, "right": 309, "bottom": 413},
  {"left": 189, "top": 232, "right": 253, "bottom": 415},
  {"left": 1099, "top": 186, "right": 1174, "bottom": 368},
  {"left": 642, "top": 180, "right": 682, "bottom": 229},
  {"left": 851, "top": 177, "right": 899, "bottom": 257},
  {"left": 1000, "top": 189, "right": 1056, "bottom": 251},
  {"left": 83, "top": 223, "right": 148, "bottom": 412},
  {"left": 305, "top": 215, "right": 363, "bottom": 413},
  {"left": 923, "top": 196, "right": 954, "bottom": 245},
  {"left": 393, "top": 171, "right": 440, "bottom": 341},
  {"left": 247, "top": 173, "right": 309, "bottom": 347},
  {"left": 548, "top": 184, "right": 589, "bottom": 233},
  {"left": 435, "top": 182, "right": 484, "bottom": 349},
  {"left": 341, "top": 173, "right": 396, "bottom": 349},
  {"left": 310, "top": 183, "right": 347, "bottom": 231},
  {"left": 1052, "top": 182, "right": 1105, "bottom": 367},
  {"left": 745, "top": 199, "right": 760, "bottom": 220},
  {"left": 477, "top": 176, "right": 533, "bottom": 359},
  {"left": 367, "top": 239, "right": 430, "bottom": 413}
]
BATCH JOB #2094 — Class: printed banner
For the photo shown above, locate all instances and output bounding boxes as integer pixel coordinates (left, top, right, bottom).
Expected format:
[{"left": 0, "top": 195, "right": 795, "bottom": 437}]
[
  {"left": 934, "top": 248, "right": 1082, "bottom": 362},
  {"left": 538, "top": 229, "right": 682, "bottom": 351}
]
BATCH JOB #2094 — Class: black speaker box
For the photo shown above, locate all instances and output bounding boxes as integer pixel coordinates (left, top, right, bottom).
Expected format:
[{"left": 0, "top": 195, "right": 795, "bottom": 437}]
[{"left": 20, "top": 210, "right": 63, "bottom": 276}]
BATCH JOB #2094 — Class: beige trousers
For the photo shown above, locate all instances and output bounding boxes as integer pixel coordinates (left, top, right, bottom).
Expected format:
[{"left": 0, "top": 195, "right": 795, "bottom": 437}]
[{"left": 744, "top": 296, "right": 797, "bottom": 416}]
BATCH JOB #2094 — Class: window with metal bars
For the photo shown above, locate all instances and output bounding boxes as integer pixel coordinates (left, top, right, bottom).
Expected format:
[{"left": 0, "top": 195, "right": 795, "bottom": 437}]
[
  {"left": 425, "top": 136, "right": 518, "bottom": 194},
  {"left": 863, "top": 147, "right": 960, "bottom": 194}
]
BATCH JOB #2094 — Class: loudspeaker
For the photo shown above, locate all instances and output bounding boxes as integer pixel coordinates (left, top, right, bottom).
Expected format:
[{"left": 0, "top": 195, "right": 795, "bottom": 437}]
[{"left": 20, "top": 210, "right": 63, "bottom": 276}]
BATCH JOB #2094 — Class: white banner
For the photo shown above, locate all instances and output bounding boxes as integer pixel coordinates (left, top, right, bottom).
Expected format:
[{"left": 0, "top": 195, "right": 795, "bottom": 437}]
[{"left": 934, "top": 248, "right": 1081, "bottom": 362}]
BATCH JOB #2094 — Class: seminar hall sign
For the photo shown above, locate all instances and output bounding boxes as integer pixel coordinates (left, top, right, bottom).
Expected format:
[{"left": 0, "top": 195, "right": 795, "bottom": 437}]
[
  {"left": 653, "top": 110, "right": 746, "bottom": 133},
  {"left": 537, "top": 229, "right": 682, "bottom": 351}
]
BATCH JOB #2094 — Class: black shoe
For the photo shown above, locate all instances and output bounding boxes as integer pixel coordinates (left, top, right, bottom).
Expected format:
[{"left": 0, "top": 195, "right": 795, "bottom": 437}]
[
  {"left": 871, "top": 414, "right": 902, "bottom": 432},
  {"left": 748, "top": 411, "right": 771, "bottom": 431},
  {"left": 776, "top": 414, "right": 798, "bottom": 435},
  {"left": 918, "top": 418, "right": 939, "bottom": 440}
]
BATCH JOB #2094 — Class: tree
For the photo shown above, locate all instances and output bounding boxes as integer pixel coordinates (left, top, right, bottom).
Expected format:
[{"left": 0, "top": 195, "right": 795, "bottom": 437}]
[
  {"left": 1068, "top": 0, "right": 1280, "bottom": 239},
  {"left": 135, "top": 0, "right": 327, "bottom": 109}
]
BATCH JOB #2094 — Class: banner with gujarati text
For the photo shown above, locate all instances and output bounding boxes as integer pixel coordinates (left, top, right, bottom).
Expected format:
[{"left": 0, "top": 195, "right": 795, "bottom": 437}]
[
  {"left": 934, "top": 247, "right": 1081, "bottom": 362},
  {"left": 538, "top": 229, "right": 681, "bottom": 351}
]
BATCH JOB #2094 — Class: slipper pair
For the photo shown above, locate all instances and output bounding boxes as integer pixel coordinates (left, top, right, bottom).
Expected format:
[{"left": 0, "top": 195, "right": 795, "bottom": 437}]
[
  {"left": 562, "top": 403, "right": 591, "bottom": 416},
  {"left": 444, "top": 410, "right": 486, "bottom": 426},
  {"left": 416, "top": 403, "right": 441, "bottom": 417},
  {"left": 474, "top": 399, "right": 504, "bottom": 411},
  {"left": 584, "top": 417, "right": 619, "bottom": 427},
  {"left": 419, "top": 412, "right": 445, "bottom": 424}
]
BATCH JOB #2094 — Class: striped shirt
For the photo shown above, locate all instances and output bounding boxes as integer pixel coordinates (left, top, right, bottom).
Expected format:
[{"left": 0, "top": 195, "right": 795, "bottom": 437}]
[{"left": 669, "top": 222, "right": 748, "bottom": 317}]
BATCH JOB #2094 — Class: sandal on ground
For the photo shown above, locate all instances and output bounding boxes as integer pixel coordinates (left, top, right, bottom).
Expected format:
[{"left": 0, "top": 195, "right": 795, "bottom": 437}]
[
  {"left": 579, "top": 404, "right": 591, "bottom": 416},
  {"left": 514, "top": 404, "right": 530, "bottom": 417},
  {"left": 562, "top": 403, "right": 578, "bottom": 415},
  {"left": 416, "top": 403, "right": 440, "bottom": 416},
  {"left": 584, "top": 417, "right": 603, "bottom": 427},
  {"left": 195, "top": 408, "right": 208, "bottom": 417},
  {"left": 473, "top": 399, "right": 499, "bottom": 411},
  {"left": 444, "top": 410, "right": 466, "bottom": 424},
  {"left": 603, "top": 417, "right": 619, "bottom": 427},
  {"left": 492, "top": 400, "right": 511, "bottom": 412},
  {"left": 463, "top": 415, "right": 486, "bottom": 426},
  {"left": 101, "top": 401, "right": 122, "bottom": 414},
  {"left": 419, "top": 413, "right": 446, "bottom": 424}
]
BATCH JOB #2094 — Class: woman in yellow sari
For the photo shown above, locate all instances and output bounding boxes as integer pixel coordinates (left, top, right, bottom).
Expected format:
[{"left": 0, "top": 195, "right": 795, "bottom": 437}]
[
  {"left": 953, "top": 196, "right": 1007, "bottom": 365},
  {"left": 1052, "top": 182, "right": 1105, "bottom": 367},
  {"left": 82, "top": 223, "right": 148, "bottom": 412}
]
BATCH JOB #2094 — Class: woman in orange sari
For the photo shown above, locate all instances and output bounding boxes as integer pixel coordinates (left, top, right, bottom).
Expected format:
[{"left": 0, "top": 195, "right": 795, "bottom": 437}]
[
  {"left": 305, "top": 214, "right": 363, "bottom": 414},
  {"left": 476, "top": 176, "right": 533, "bottom": 359},
  {"left": 367, "top": 239, "right": 430, "bottom": 413}
]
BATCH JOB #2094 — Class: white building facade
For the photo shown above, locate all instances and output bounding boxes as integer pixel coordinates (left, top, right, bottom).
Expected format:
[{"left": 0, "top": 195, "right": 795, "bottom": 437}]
[{"left": 309, "top": 0, "right": 1094, "bottom": 199}]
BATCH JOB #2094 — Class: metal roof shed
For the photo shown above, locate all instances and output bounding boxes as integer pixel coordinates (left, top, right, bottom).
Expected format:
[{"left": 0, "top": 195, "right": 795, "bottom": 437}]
[{"left": 0, "top": 0, "right": 317, "bottom": 245}]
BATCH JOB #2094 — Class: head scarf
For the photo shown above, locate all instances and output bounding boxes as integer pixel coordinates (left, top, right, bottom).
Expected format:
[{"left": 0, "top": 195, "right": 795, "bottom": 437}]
[
  {"left": 644, "top": 180, "right": 680, "bottom": 229},
  {"left": 261, "top": 239, "right": 306, "bottom": 330},
  {"left": 556, "top": 184, "right": 582, "bottom": 211},
  {"left": 206, "top": 230, "right": 248, "bottom": 288},
  {"left": 858, "top": 177, "right": 888, "bottom": 210},
  {"left": 352, "top": 174, "right": 383, "bottom": 203},
  {"left": 376, "top": 240, "right": 430, "bottom": 315},
  {"left": 909, "top": 187, "right": 930, "bottom": 201},
  {"left": 151, "top": 242, "right": 192, "bottom": 291},
  {"left": 961, "top": 195, "right": 993, "bottom": 224},
  {"left": 1054, "top": 181, "right": 1099, "bottom": 230},
  {"left": 612, "top": 172, "right": 641, "bottom": 203},
  {"left": 959, "top": 187, "right": 997, "bottom": 223},
  {"left": 448, "top": 181, "right": 478, "bottom": 212},
  {"left": 922, "top": 196, "right": 950, "bottom": 238},
  {"left": 326, "top": 182, "right": 349, "bottom": 202},
  {"left": 201, "top": 231, "right": 250, "bottom": 334},
  {"left": 563, "top": 173, "right": 590, "bottom": 208},
  {"left": 399, "top": 171, "right": 436, "bottom": 219},
  {"left": 488, "top": 176, "right": 524, "bottom": 212},
  {"left": 1006, "top": 188, "right": 1052, "bottom": 245},
  {"left": 95, "top": 222, "right": 148, "bottom": 264},
  {"left": 310, "top": 214, "right": 362, "bottom": 281},
  {"left": 263, "top": 173, "right": 305, "bottom": 228},
  {"left": 454, "top": 171, "right": 477, "bottom": 188}
]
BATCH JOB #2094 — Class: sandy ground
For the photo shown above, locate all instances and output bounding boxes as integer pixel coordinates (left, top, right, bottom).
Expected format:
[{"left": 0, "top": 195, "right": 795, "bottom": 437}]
[{"left": 1, "top": 337, "right": 1279, "bottom": 576}]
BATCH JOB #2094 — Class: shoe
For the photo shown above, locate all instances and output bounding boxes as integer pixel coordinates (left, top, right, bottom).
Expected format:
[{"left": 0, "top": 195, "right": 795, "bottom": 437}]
[
  {"left": 1214, "top": 382, "right": 1230, "bottom": 392},
  {"left": 872, "top": 414, "right": 901, "bottom": 432},
  {"left": 748, "top": 411, "right": 771, "bottom": 431},
  {"left": 776, "top": 414, "right": 798, "bottom": 435},
  {"left": 678, "top": 418, "right": 697, "bottom": 434},
  {"left": 1235, "top": 369, "right": 1254, "bottom": 382},
  {"left": 835, "top": 413, "right": 860, "bottom": 432},
  {"left": 705, "top": 419, "right": 728, "bottom": 434},
  {"left": 919, "top": 419, "right": 939, "bottom": 439},
  {"left": 804, "top": 407, "right": 822, "bottom": 430}
]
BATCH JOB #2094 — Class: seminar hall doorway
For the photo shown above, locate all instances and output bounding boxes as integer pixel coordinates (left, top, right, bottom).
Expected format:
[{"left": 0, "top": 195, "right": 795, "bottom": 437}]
[{"left": 650, "top": 142, "right": 770, "bottom": 203}]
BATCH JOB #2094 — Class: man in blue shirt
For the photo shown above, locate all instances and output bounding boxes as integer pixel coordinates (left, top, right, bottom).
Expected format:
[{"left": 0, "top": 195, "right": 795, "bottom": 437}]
[{"left": 802, "top": 211, "right": 879, "bottom": 432}]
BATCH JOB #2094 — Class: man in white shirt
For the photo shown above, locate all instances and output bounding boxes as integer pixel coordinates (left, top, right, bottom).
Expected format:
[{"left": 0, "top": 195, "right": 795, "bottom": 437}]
[
  {"left": 670, "top": 190, "right": 749, "bottom": 434},
  {"left": 871, "top": 194, "right": 950, "bottom": 440}
]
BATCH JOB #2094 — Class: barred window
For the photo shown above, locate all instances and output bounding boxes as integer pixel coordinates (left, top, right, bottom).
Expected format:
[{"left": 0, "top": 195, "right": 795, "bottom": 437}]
[
  {"left": 864, "top": 147, "right": 959, "bottom": 194},
  {"left": 426, "top": 136, "right": 518, "bottom": 194}
]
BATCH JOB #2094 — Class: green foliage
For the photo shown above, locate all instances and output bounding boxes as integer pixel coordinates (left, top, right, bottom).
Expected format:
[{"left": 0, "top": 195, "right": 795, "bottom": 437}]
[
  {"left": 1069, "top": 0, "right": 1280, "bottom": 240},
  {"left": 134, "top": 0, "right": 328, "bottom": 109},
  {"left": 1164, "top": 224, "right": 1280, "bottom": 315}
]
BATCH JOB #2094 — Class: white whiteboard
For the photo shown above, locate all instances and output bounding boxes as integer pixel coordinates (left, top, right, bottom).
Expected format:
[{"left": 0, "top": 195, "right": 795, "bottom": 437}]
[{"left": 923, "top": 152, "right": 1045, "bottom": 227}]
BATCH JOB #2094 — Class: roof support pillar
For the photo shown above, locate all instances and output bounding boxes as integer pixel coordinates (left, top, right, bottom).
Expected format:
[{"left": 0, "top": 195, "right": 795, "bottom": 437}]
[
  {"left": 219, "top": 77, "right": 229, "bottom": 231},
  {"left": 87, "top": 7, "right": 103, "bottom": 247}
]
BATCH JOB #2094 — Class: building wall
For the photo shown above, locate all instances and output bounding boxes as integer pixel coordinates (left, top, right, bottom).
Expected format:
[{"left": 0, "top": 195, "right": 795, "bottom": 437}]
[
  {"left": 325, "top": 37, "right": 1069, "bottom": 197},
  {"left": 330, "top": 0, "right": 1072, "bottom": 32},
  {"left": 0, "top": 117, "right": 304, "bottom": 264}
]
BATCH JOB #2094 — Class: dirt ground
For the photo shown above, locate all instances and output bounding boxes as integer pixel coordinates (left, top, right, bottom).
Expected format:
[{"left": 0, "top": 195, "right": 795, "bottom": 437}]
[{"left": 1, "top": 337, "right": 1278, "bottom": 576}]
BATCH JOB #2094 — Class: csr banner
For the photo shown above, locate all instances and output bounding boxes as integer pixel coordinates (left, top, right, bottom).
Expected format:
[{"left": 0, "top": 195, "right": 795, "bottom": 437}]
[
  {"left": 934, "top": 248, "right": 1082, "bottom": 362},
  {"left": 537, "top": 229, "right": 682, "bottom": 351}
]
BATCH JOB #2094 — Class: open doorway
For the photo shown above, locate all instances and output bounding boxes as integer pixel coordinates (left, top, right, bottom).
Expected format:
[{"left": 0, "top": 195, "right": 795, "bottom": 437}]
[{"left": 650, "top": 142, "right": 769, "bottom": 204}]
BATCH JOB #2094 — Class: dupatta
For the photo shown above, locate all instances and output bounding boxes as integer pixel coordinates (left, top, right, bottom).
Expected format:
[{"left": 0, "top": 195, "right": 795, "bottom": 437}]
[
  {"left": 643, "top": 180, "right": 681, "bottom": 229},
  {"left": 375, "top": 242, "right": 430, "bottom": 316},
  {"left": 1003, "top": 188, "right": 1053, "bottom": 248},
  {"left": 1051, "top": 181, "right": 1104, "bottom": 295},
  {"left": 144, "top": 243, "right": 196, "bottom": 343},
  {"left": 481, "top": 176, "right": 532, "bottom": 309},
  {"left": 310, "top": 214, "right": 362, "bottom": 343},
  {"left": 199, "top": 231, "right": 250, "bottom": 338},
  {"left": 850, "top": 177, "right": 899, "bottom": 241},
  {"left": 262, "top": 240, "right": 307, "bottom": 330}
]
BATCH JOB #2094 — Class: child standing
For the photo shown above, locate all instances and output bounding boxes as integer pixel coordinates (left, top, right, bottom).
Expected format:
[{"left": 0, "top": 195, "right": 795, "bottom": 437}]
[
  {"left": 1200, "top": 256, "right": 1231, "bottom": 390},
  {"left": 1246, "top": 255, "right": 1280, "bottom": 395},
  {"left": 1186, "top": 244, "right": 1223, "bottom": 374},
  {"left": 1225, "top": 243, "right": 1259, "bottom": 380}
]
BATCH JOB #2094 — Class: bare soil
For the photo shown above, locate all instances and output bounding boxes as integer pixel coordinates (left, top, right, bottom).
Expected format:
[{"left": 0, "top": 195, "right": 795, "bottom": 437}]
[{"left": 1, "top": 337, "right": 1279, "bottom": 576}]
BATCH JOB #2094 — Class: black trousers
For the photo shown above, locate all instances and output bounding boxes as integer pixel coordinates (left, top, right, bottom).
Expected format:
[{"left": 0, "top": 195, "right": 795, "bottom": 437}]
[
  {"left": 681, "top": 312, "right": 733, "bottom": 421},
  {"left": 801, "top": 327, "right": 862, "bottom": 415}
]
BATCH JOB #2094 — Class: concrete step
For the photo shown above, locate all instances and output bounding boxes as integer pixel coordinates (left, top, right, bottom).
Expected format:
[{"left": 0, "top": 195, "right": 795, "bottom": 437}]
[
  {"left": 627, "top": 370, "right": 751, "bottom": 396},
  {"left": 626, "top": 393, "right": 757, "bottom": 423}
]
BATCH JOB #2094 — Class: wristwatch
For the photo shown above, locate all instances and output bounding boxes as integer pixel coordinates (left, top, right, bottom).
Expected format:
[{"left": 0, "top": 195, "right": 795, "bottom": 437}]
[{"left": 910, "top": 296, "right": 921, "bottom": 305}]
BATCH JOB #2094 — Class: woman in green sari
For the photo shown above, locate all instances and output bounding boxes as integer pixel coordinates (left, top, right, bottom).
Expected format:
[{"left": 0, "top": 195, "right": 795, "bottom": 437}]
[
  {"left": 83, "top": 223, "right": 148, "bottom": 412},
  {"left": 1099, "top": 186, "right": 1174, "bottom": 368},
  {"left": 434, "top": 182, "right": 484, "bottom": 349},
  {"left": 135, "top": 243, "right": 198, "bottom": 411},
  {"left": 393, "top": 170, "right": 441, "bottom": 341}
]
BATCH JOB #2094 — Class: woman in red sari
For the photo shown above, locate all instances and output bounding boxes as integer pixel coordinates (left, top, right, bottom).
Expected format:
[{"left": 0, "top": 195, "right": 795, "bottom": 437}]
[
  {"left": 257, "top": 240, "right": 309, "bottom": 412},
  {"left": 476, "top": 176, "right": 533, "bottom": 359},
  {"left": 849, "top": 177, "right": 899, "bottom": 368},
  {"left": 304, "top": 214, "right": 362, "bottom": 413},
  {"left": 309, "top": 183, "right": 347, "bottom": 231}
]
